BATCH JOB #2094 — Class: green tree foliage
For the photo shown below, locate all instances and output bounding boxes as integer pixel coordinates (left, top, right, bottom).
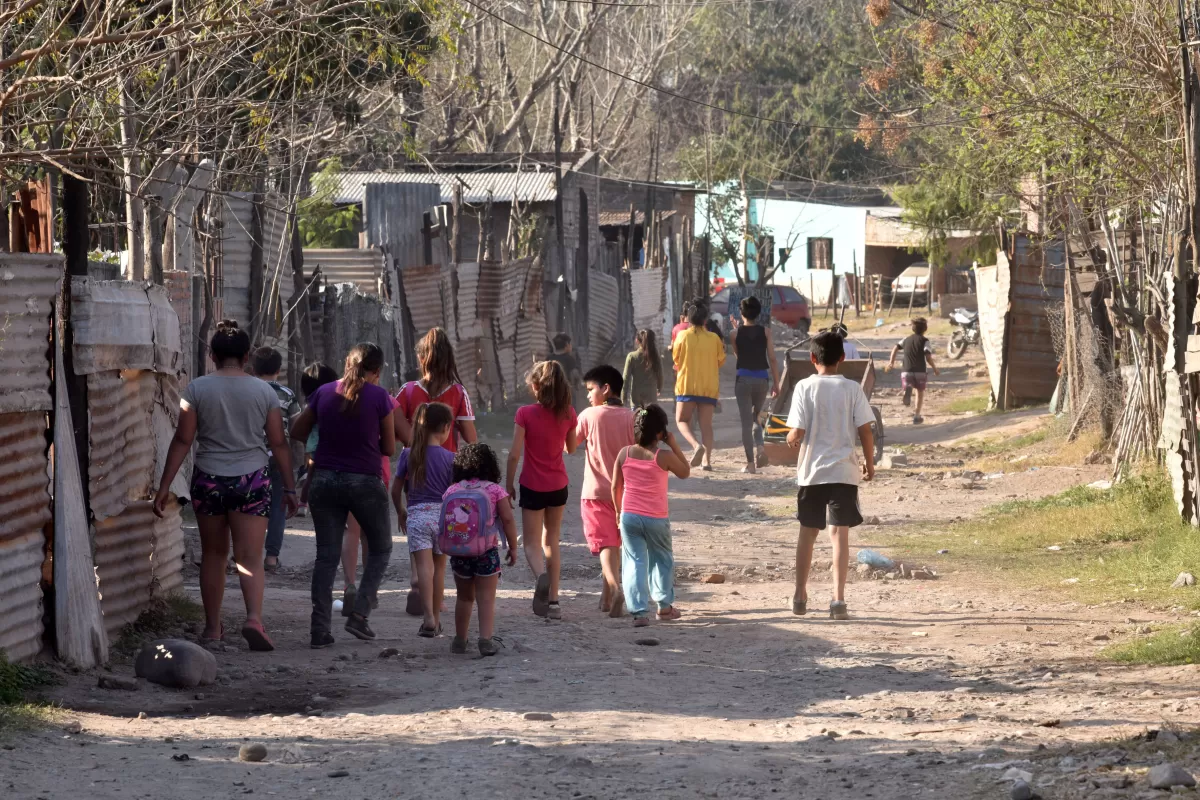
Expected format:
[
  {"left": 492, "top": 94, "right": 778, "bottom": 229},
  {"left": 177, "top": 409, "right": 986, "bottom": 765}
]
[{"left": 298, "top": 160, "right": 360, "bottom": 249}]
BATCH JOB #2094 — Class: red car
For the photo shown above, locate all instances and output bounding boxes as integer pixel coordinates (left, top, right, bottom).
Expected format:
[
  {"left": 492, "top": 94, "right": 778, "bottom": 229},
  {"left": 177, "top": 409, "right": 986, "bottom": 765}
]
[{"left": 710, "top": 285, "right": 812, "bottom": 336}]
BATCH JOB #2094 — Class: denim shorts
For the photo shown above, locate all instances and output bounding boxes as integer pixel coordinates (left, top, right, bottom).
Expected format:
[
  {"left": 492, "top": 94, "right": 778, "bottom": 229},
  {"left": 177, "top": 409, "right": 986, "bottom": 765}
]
[{"left": 190, "top": 466, "right": 272, "bottom": 517}]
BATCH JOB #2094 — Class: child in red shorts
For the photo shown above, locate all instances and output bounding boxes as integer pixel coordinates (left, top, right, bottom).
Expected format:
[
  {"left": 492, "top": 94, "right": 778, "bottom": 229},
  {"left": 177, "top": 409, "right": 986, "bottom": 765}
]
[{"left": 576, "top": 365, "right": 636, "bottom": 617}]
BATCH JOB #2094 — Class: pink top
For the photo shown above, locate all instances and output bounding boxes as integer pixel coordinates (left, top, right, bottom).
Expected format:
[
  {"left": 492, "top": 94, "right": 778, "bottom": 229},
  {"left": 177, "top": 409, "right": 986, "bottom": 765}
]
[
  {"left": 620, "top": 453, "right": 670, "bottom": 519},
  {"left": 515, "top": 403, "right": 578, "bottom": 493},
  {"left": 576, "top": 404, "right": 635, "bottom": 501}
]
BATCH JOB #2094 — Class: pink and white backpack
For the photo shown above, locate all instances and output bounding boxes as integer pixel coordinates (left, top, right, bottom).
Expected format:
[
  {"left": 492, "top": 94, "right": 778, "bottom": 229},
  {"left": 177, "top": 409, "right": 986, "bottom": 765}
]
[{"left": 438, "top": 482, "right": 500, "bottom": 557}]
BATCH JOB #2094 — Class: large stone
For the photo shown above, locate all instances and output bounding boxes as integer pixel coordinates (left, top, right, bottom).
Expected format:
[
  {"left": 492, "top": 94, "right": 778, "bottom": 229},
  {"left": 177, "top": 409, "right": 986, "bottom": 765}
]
[
  {"left": 239, "top": 743, "right": 268, "bottom": 762},
  {"left": 701, "top": 573, "right": 726, "bottom": 584},
  {"left": 134, "top": 639, "right": 217, "bottom": 689},
  {"left": 1171, "top": 572, "right": 1196, "bottom": 589},
  {"left": 1009, "top": 779, "right": 1034, "bottom": 800},
  {"left": 1148, "top": 763, "right": 1196, "bottom": 790}
]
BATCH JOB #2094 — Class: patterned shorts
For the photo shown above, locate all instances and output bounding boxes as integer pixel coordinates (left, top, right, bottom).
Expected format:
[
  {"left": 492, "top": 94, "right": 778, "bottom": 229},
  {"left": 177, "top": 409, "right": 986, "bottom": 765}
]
[
  {"left": 451, "top": 548, "right": 502, "bottom": 579},
  {"left": 190, "top": 466, "right": 272, "bottom": 518},
  {"left": 406, "top": 502, "right": 442, "bottom": 554}
]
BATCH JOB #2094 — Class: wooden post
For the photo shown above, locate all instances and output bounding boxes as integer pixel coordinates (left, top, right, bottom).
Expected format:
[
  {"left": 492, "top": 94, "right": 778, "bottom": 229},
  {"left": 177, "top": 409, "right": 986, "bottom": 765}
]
[
  {"left": 144, "top": 195, "right": 164, "bottom": 284},
  {"left": 853, "top": 253, "right": 862, "bottom": 317},
  {"left": 248, "top": 192, "right": 264, "bottom": 337},
  {"left": 451, "top": 183, "right": 462, "bottom": 264},
  {"left": 626, "top": 204, "right": 636, "bottom": 269}
]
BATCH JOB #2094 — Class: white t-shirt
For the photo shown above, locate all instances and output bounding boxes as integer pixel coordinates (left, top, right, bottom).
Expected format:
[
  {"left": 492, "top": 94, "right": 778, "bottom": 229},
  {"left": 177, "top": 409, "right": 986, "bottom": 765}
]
[
  {"left": 785, "top": 374, "right": 876, "bottom": 487},
  {"left": 842, "top": 340, "right": 861, "bottom": 359}
]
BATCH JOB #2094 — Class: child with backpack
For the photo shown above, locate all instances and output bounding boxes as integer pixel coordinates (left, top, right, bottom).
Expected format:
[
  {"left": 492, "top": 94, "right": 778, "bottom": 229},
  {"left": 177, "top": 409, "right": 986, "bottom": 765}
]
[
  {"left": 392, "top": 402, "right": 456, "bottom": 638},
  {"left": 441, "top": 443, "right": 518, "bottom": 657},
  {"left": 611, "top": 403, "right": 691, "bottom": 627},
  {"left": 506, "top": 361, "right": 578, "bottom": 620},
  {"left": 577, "top": 365, "right": 635, "bottom": 616}
]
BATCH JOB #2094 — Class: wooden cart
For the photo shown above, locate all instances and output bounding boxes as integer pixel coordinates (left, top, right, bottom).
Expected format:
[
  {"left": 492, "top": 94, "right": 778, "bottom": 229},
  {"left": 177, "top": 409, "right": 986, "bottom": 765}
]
[{"left": 762, "top": 341, "right": 885, "bottom": 466}]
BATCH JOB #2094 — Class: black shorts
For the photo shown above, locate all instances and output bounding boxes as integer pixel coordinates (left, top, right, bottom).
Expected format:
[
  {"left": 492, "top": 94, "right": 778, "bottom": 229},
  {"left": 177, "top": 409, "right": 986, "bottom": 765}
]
[
  {"left": 796, "top": 483, "right": 862, "bottom": 529},
  {"left": 519, "top": 484, "right": 569, "bottom": 511}
]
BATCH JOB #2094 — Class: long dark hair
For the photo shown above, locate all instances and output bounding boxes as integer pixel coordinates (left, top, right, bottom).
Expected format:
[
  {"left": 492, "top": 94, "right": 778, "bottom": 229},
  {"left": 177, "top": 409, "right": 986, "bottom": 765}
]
[
  {"left": 409, "top": 402, "right": 453, "bottom": 490},
  {"left": 634, "top": 403, "right": 670, "bottom": 447},
  {"left": 635, "top": 329, "right": 662, "bottom": 387},
  {"left": 210, "top": 319, "right": 251, "bottom": 365},
  {"left": 341, "top": 342, "right": 384, "bottom": 411},
  {"left": 417, "top": 327, "right": 462, "bottom": 398},
  {"left": 527, "top": 360, "right": 572, "bottom": 419}
]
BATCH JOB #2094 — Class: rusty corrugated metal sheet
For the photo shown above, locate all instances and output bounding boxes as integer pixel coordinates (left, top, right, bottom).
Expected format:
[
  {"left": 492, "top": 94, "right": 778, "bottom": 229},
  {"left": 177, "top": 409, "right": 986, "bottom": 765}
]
[
  {"left": 456, "top": 263, "right": 484, "bottom": 339},
  {"left": 87, "top": 371, "right": 156, "bottom": 522},
  {"left": 0, "top": 411, "right": 50, "bottom": 661},
  {"left": 94, "top": 498, "right": 183, "bottom": 636},
  {"left": 515, "top": 313, "right": 548, "bottom": 383},
  {"left": 477, "top": 260, "right": 502, "bottom": 319},
  {"left": 307, "top": 249, "right": 385, "bottom": 295},
  {"left": 0, "top": 254, "right": 59, "bottom": 414},
  {"left": 974, "top": 262, "right": 1008, "bottom": 402},
  {"left": 497, "top": 258, "right": 532, "bottom": 341},
  {"left": 335, "top": 170, "right": 557, "bottom": 205},
  {"left": 589, "top": 270, "right": 619, "bottom": 360},
  {"left": 403, "top": 263, "right": 445, "bottom": 338},
  {"left": 1005, "top": 237, "right": 1064, "bottom": 404},
  {"left": 456, "top": 338, "right": 480, "bottom": 406},
  {"left": 440, "top": 265, "right": 459, "bottom": 344}
]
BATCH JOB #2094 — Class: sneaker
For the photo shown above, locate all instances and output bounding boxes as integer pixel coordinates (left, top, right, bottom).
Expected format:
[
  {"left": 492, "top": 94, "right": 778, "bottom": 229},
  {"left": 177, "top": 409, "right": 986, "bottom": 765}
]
[
  {"left": 478, "top": 638, "right": 500, "bottom": 657},
  {"left": 450, "top": 637, "right": 469, "bottom": 654},
  {"left": 344, "top": 613, "right": 376, "bottom": 640},
  {"left": 902, "top": 386, "right": 912, "bottom": 406},
  {"left": 792, "top": 594, "right": 807, "bottom": 616},
  {"left": 532, "top": 572, "right": 551, "bottom": 617},
  {"left": 341, "top": 584, "right": 356, "bottom": 617},
  {"left": 547, "top": 602, "right": 562, "bottom": 620},
  {"left": 310, "top": 631, "right": 335, "bottom": 649},
  {"left": 829, "top": 601, "right": 849, "bottom": 621}
]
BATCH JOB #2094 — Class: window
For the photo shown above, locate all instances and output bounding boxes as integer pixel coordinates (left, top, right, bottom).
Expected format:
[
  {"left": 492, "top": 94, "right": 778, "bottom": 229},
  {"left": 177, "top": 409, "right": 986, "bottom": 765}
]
[
  {"left": 807, "top": 237, "right": 833, "bottom": 270},
  {"left": 776, "top": 286, "right": 803, "bottom": 303}
]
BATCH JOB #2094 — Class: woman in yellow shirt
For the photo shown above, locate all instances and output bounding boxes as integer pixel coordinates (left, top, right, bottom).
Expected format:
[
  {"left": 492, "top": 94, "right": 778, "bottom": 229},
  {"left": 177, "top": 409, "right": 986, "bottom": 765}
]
[{"left": 672, "top": 303, "right": 726, "bottom": 471}]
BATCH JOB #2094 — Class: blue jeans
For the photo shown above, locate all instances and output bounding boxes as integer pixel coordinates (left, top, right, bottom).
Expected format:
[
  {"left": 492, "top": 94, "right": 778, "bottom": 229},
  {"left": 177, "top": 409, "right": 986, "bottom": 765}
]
[
  {"left": 265, "top": 462, "right": 286, "bottom": 558},
  {"left": 620, "top": 512, "right": 674, "bottom": 616},
  {"left": 308, "top": 470, "right": 393, "bottom": 636}
]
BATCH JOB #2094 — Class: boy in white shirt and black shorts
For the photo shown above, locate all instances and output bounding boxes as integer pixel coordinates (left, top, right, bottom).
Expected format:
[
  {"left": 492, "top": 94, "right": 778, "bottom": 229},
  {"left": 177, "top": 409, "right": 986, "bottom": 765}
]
[{"left": 785, "top": 331, "right": 876, "bottom": 620}]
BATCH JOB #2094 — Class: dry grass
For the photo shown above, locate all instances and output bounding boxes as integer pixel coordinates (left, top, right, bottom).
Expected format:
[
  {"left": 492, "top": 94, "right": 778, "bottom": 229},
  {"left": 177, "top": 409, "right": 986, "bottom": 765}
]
[{"left": 889, "top": 470, "right": 1200, "bottom": 617}]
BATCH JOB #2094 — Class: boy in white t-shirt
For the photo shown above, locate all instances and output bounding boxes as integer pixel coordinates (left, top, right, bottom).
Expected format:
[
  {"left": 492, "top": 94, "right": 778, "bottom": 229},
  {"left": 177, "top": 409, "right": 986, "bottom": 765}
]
[{"left": 785, "top": 331, "right": 876, "bottom": 620}]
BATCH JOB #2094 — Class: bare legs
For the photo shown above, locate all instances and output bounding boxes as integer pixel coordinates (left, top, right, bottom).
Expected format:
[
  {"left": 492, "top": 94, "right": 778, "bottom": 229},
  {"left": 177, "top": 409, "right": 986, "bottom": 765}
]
[
  {"left": 197, "top": 511, "right": 269, "bottom": 638},
  {"left": 453, "top": 574, "right": 500, "bottom": 641},
  {"left": 696, "top": 403, "right": 716, "bottom": 468},
  {"left": 913, "top": 387, "right": 926, "bottom": 420},
  {"left": 676, "top": 400, "right": 700, "bottom": 453},
  {"left": 521, "top": 505, "right": 564, "bottom": 601},
  {"left": 598, "top": 546, "right": 622, "bottom": 611},
  {"left": 414, "top": 549, "right": 448, "bottom": 629},
  {"left": 794, "top": 525, "right": 850, "bottom": 604}
]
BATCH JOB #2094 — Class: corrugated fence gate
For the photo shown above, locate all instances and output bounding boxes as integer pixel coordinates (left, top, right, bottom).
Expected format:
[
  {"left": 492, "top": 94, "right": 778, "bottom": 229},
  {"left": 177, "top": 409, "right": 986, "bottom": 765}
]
[{"left": 0, "top": 252, "right": 187, "bottom": 662}]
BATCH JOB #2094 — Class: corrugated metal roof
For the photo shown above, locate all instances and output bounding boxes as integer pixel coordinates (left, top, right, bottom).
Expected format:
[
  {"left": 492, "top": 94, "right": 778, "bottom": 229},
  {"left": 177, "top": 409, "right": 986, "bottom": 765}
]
[
  {"left": 88, "top": 371, "right": 156, "bottom": 522},
  {"left": 70, "top": 279, "right": 182, "bottom": 376},
  {"left": 0, "top": 411, "right": 51, "bottom": 662},
  {"left": 334, "top": 170, "right": 558, "bottom": 206},
  {"left": 0, "top": 253, "right": 59, "bottom": 414},
  {"left": 596, "top": 209, "right": 677, "bottom": 227},
  {"left": 94, "top": 498, "right": 182, "bottom": 637},
  {"left": 306, "top": 249, "right": 385, "bottom": 295}
]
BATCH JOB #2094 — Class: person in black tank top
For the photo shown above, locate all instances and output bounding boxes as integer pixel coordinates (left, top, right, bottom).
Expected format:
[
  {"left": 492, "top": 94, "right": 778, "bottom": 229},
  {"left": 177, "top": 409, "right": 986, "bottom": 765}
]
[{"left": 731, "top": 296, "right": 780, "bottom": 473}]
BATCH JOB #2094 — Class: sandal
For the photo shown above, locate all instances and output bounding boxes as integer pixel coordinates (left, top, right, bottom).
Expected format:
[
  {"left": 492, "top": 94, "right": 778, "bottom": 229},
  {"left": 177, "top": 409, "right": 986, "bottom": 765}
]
[
  {"left": 690, "top": 446, "right": 706, "bottom": 467},
  {"left": 608, "top": 593, "right": 625, "bottom": 619},
  {"left": 418, "top": 622, "right": 442, "bottom": 638},
  {"left": 264, "top": 557, "right": 280, "bottom": 573},
  {"left": 632, "top": 616, "right": 651, "bottom": 628},
  {"left": 405, "top": 587, "right": 423, "bottom": 616},
  {"left": 199, "top": 624, "right": 225, "bottom": 645},
  {"left": 532, "top": 572, "right": 551, "bottom": 617},
  {"left": 241, "top": 621, "right": 275, "bottom": 652},
  {"left": 657, "top": 606, "right": 682, "bottom": 621},
  {"left": 792, "top": 594, "right": 807, "bottom": 616}
]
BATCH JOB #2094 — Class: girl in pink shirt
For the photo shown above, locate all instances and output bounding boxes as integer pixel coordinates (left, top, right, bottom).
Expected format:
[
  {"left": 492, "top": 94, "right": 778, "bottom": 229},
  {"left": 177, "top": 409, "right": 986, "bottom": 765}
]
[
  {"left": 506, "top": 361, "right": 578, "bottom": 620},
  {"left": 611, "top": 403, "right": 691, "bottom": 627}
]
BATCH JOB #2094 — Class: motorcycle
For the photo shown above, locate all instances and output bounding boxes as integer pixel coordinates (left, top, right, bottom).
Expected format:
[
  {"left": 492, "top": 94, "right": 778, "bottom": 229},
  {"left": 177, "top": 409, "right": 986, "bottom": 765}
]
[{"left": 946, "top": 308, "right": 980, "bottom": 360}]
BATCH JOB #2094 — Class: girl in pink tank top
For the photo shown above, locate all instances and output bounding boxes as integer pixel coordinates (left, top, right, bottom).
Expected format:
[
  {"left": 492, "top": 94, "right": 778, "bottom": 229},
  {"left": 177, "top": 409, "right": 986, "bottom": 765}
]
[{"left": 611, "top": 404, "right": 692, "bottom": 627}]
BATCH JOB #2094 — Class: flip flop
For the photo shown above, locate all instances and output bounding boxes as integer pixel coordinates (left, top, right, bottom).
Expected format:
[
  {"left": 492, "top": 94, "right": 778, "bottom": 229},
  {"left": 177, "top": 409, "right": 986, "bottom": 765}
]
[
  {"left": 608, "top": 593, "right": 625, "bottom": 619},
  {"left": 405, "top": 588, "right": 423, "bottom": 616},
  {"left": 690, "top": 446, "right": 706, "bottom": 467},
  {"left": 199, "top": 624, "right": 224, "bottom": 645},
  {"left": 792, "top": 595, "right": 807, "bottom": 616},
  {"left": 241, "top": 621, "right": 275, "bottom": 652}
]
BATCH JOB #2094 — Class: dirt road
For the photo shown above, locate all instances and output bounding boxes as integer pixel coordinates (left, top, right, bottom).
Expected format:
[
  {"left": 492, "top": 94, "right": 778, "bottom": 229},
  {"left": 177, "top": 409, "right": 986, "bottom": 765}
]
[{"left": 5, "top": 322, "right": 1197, "bottom": 800}]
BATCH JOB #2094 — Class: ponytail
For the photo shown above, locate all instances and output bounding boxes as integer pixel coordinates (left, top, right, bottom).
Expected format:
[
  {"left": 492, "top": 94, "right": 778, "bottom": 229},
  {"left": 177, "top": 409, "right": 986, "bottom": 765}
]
[
  {"left": 409, "top": 402, "right": 454, "bottom": 489},
  {"left": 340, "top": 342, "right": 385, "bottom": 412}
]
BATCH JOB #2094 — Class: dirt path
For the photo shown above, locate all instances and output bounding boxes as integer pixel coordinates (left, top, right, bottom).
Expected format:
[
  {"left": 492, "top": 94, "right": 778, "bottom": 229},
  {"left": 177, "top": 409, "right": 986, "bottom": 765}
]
[{"left": 5, "top": 325, "right": 1197, "bottom": 800}]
